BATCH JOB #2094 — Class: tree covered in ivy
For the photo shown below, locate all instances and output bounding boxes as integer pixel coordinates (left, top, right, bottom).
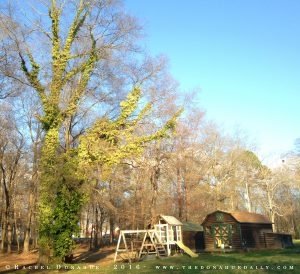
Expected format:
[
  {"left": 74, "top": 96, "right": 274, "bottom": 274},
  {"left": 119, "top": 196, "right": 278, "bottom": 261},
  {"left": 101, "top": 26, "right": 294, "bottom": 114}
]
[{"left": 10, "top": 0, "right": 182, "bottom": 263}]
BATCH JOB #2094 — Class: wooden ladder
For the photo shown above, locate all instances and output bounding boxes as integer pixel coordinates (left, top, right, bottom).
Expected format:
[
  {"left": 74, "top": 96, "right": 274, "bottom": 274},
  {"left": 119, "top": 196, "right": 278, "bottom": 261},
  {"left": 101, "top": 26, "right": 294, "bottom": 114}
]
[
  {"left": 155, "top": 243, "right": 167, "bottom": 256},
  {"left": 150, "top": 231, "right": 167, "bottom": 257}
]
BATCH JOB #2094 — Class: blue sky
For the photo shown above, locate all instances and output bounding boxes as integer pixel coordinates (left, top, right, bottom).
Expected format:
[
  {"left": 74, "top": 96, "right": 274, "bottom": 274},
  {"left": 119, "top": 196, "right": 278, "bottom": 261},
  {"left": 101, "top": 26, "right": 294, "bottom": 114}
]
[{"left": 125, "top": 0, "right": 300, "bottom": 165}]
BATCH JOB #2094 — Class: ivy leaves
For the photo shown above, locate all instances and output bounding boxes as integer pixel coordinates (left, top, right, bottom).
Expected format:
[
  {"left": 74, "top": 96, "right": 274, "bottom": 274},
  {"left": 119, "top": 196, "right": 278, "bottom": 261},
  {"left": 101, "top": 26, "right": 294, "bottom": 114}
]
[{"left": 78, "top": 87, "right": 182, "bottom": 176}]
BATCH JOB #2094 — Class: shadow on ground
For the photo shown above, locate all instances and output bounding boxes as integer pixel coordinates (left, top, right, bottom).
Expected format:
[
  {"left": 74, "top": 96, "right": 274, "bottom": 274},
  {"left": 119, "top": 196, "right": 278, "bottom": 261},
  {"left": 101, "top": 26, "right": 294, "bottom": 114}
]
[{"left": 72, "top": 246, "right": 115, "bottom": 264}]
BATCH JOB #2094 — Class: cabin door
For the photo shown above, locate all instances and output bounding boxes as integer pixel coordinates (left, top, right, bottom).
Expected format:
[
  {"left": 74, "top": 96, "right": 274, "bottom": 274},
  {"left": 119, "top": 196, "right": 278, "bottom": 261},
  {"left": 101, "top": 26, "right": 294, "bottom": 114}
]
[{"left": 212, "top": 224, "right": 232, "bottom": 248}]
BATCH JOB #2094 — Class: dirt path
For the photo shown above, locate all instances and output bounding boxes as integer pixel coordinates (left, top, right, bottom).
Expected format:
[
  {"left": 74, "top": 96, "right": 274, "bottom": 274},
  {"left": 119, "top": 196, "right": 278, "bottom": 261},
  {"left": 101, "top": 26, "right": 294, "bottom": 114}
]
[
  {"left": 0, "top": 245, "right": 115, "bottom": 273},
  {"left": 0, "top": 251, "right": 39, "bottom": 268}
]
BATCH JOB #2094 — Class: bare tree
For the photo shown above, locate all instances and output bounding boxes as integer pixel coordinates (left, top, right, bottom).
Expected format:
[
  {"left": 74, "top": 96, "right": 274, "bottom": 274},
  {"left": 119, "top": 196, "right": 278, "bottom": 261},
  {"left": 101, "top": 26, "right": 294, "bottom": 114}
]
[{"left": 0, "top": 104, "right": 25, "bottom": 253}]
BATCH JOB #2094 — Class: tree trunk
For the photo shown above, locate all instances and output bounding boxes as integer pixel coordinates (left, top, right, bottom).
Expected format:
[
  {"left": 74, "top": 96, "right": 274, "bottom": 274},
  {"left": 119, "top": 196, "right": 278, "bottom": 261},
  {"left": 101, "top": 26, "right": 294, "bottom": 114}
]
[
  {"left": 85, "top": 207, "right": 90, "bottom": 238},
  {"left": 177, "top": 167, "right": 183, "bottom": 219},
  {"left": 7, "top": 222, "right": 12, "bottom": 253},
  {"left": 0, "top": 219, "right": 6, "bottom": 252},
  {"left": 292, "top": 215, "right": 299, "bottom": 239},
  {"left": 14, "top": 213, "right": 20, "bottom": 253},
  {"left": 109, "top": 217, "right": 114, "bottom": 244},
  {"left": 1, "top": 169, "right": 10, "bottom": 253},
  {"left": 149, "top": 165, "right": 160, "bottom": 225},
  {"left": 271, "top": 211, "right": 276, "bottom": 232},
  {"left": 266, "top": 184, "right": 277, "bottom": 232},
  {"left": 89, "top": 225, "right": 94, "bottom": 250},
  {"left": 99, "top": 223, "right": 103, "bottom": 247},
  {"left": 23, "top": 227, "right": 31, "bottom": 253},
  {"left": 183, "top": 175, "right": 188, "bottom": 222},
  {"left": 150, "top": 189, "right": 157, "bottom": 223},
  {"left": 23, "top": 203, "right": 33, "bottom": 253},
  {"left": 245, "top": 181, "right": 252, "bottom": 212},
  {"left": 38, "top": 127, "right": 60, "bottom": 264},
  {"left": 24, "top": 138, "right": 38, "bottom": 253},
  {"left": 99, "top": 208, "right": 104, "bottom": 246},
  {"left": 32, "top": 218, "right": 38, "bottom": 249},
  {"left": 94, "top": 206, "right": 98, "bottom": 249}
]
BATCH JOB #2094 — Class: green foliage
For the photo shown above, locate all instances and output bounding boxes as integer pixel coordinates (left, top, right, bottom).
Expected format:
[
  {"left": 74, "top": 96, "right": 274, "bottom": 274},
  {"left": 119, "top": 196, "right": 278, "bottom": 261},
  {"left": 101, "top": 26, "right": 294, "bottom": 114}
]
[
  {"left": 117, "top": 87, "right": 142, "bottom": 126},
  {"left": 50, "top": 185, "right": 84, "bottom": 260},
  {"left": 39, "top": 143, "right": 86, "bottom": 261},
  {"left": 78, "top": 87, "right": 182, "bottom": 176},
  {"left": 38, "top": 127, "right": 61, "bottom": 246}
]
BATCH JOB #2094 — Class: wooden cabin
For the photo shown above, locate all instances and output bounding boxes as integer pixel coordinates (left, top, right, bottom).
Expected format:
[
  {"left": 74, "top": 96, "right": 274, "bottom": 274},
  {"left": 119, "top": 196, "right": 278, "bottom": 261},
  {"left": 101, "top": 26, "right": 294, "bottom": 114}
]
[
  {"left": 201, "top": 210, "right": 273, "bottom": 251},
  {"left": 182, "top": 222, "right": 204, "bottom": 252}
]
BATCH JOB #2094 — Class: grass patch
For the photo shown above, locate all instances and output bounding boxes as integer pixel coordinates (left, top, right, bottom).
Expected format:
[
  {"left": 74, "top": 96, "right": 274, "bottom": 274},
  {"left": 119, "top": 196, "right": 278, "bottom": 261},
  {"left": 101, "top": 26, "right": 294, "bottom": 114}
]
[{"left": 6, "top": 240, "right": 300, "bottom": 274}]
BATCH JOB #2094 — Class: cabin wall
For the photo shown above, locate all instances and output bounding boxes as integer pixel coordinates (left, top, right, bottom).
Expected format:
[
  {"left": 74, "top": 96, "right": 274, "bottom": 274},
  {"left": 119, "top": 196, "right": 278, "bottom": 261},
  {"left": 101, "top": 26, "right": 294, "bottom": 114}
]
[
  {"left": 182, "top": 231, "right": 204, "bottom": 251},
  {"left": 240, "top": 223, "right": 272, "bottom": 248},
  {"left": 264, "top": 233, "right": 293, "bottom": 248},
  {"left": 202, "top": 212, "right": 242, "bottom": 251}
]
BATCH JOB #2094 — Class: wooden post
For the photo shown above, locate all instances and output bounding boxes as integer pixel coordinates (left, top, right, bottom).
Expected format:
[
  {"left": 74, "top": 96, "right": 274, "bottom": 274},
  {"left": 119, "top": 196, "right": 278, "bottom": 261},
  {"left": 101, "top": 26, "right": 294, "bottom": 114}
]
[
  {"left": 166, "top": 225, "right": 170, "bottom": 256},
  {"left": 138, "top": 232, "right": 148, "bottom": 259},
  {"left": 114, "top": 232, "right": 122, "bottom": 262},
  {"left": 122, "top": 233, "right": 130, "bottom": 263}
]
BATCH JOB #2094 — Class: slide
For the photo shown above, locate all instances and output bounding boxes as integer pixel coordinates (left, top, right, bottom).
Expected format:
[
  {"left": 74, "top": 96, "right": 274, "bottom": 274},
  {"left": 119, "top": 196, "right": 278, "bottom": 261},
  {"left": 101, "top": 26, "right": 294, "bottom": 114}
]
[{"left": 176, "top": 241, "right": 198, "bottom": 257}]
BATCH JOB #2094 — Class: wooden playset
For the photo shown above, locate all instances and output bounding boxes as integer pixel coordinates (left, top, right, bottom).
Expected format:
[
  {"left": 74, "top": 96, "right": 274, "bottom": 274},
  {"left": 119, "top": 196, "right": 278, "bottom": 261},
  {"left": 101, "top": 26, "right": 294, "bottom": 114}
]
[{"left": 114, "top": 215, "right": 197, "bottom": 262}]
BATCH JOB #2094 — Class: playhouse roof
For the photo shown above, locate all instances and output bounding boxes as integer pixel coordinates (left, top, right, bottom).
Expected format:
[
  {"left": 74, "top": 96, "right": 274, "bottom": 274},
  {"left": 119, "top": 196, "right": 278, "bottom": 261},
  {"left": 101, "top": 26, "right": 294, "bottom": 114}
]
[
  {"left": 182, "top": 222, "right": 203, "bottom": 232},
  {"left": 160, "top": 215, "right": 183, "bottom": 226}
]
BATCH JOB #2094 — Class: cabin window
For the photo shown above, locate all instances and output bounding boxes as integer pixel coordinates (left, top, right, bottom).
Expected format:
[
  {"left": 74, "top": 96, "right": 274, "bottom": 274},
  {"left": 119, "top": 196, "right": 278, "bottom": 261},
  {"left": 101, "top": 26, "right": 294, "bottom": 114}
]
[
  {"left": 176, "top": 226, "right": 181, "bottom": 241},
  {"left": 216, "top": 212, "right": 224, "bottom": 222},
  {"left": 168, "top": 226, "right": 174, "bottom": 241},
  {"left": 160, "top": 225, "right": 167, "bottom": 243},
  {"left": 230, "top": 224, "right": 236, "bottom": 234}
]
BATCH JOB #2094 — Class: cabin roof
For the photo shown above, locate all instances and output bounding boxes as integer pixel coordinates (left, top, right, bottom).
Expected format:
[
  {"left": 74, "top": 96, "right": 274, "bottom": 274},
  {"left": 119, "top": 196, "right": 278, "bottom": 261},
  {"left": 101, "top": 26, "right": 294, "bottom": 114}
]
[
  {"left": 160, "top": 215, "right": 183, "bottom": 226},
  {"left": 202, "top": 210, "right": 272, "bottom": 225},
  {"left": 230, "top": 211, "right": 272, "bottom": 224}
]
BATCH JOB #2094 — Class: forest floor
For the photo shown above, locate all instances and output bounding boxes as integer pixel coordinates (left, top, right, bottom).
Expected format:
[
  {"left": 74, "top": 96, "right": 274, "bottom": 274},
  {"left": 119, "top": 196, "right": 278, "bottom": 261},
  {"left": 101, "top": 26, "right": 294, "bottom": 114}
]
[
  {"left": 0, "top": 241, "right": 299, "bottom": 274},
  {"left": 0, "top": 244, "right": 115, "bottom": 273}
]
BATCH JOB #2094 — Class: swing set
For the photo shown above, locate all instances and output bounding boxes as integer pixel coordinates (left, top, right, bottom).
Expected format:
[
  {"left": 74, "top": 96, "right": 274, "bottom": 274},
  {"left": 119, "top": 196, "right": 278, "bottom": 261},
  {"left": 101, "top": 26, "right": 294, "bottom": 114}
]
[
  {"left": 114, "top": 229, "right": 167, "bottom": 263},
  {"left": 114, "top": 215, "right": 198, "bottom": 262}
]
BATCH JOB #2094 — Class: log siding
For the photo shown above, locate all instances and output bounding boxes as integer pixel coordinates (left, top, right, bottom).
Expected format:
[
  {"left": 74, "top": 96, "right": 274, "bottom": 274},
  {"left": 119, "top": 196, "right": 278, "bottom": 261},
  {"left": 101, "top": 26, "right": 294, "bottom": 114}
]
[{"left": 202, "top": 210, "right": 273, "bottom": 251}]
